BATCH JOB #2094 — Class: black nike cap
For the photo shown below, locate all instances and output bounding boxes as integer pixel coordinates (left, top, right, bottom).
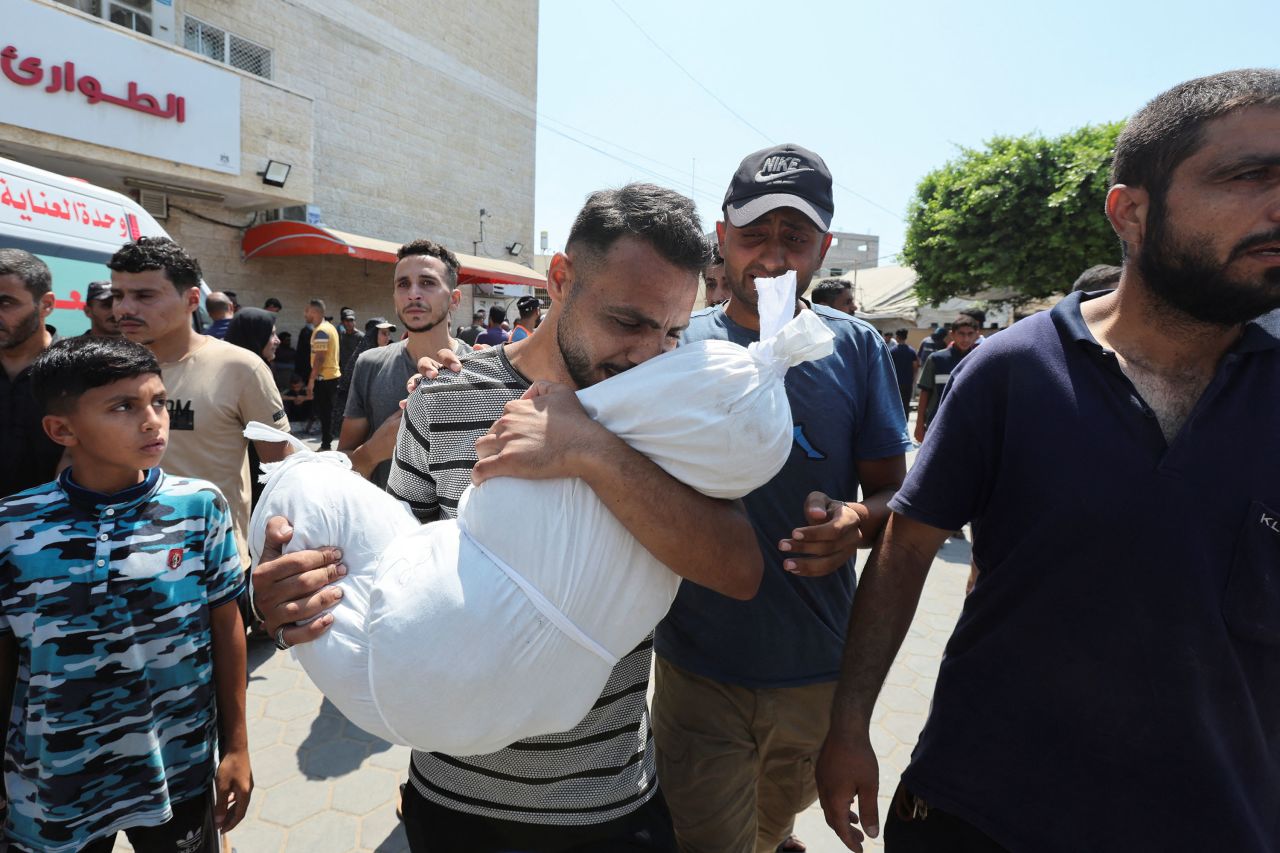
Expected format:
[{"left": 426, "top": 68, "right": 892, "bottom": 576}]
[{"left": 723, "top": 143, "right": 834, "bottom": 232}]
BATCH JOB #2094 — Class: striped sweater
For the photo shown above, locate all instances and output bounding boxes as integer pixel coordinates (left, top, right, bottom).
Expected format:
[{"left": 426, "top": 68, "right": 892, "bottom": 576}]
[{"left": 386, "top": 345, "right": 658, "bottom": 824}]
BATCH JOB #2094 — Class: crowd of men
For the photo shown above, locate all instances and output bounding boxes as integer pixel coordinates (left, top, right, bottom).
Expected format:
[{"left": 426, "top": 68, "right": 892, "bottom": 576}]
[{"left": 0, "top": 68, "right": 1276, "bottom": 853}]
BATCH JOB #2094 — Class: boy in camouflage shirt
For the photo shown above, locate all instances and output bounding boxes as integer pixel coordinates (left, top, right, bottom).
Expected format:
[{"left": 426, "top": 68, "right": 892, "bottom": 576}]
[{"left": 0, "top": 337, "right": 251, "bottom": 852}]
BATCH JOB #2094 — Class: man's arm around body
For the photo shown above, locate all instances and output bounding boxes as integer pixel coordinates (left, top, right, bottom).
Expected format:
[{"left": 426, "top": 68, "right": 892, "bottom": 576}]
[
  {"left": 473, "top": 380, "right": 763, "bottom": 600},
  {"left": 814, "top": 512, "right": 948, "bottom": 851},
  {"left": 253, "top": 382, "right": 764, "bottom": 645}
]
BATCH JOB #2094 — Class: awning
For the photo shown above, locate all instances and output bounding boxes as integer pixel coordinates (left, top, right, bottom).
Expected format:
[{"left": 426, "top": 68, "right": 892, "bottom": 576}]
[{"left": 241, "top": 221, "right": 546, "bottom": 288}]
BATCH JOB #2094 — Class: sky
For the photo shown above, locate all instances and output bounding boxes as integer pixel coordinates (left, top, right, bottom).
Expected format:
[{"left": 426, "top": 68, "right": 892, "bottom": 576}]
[{"left": 533, "top": 0, "right": 1276, "bottom": 261}]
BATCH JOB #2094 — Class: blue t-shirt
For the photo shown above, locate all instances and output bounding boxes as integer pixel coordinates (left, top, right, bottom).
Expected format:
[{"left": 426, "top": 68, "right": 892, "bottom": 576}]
[
  {"left": 889, "top": 292, "right": 1280, "bottom": 852},
  {"left": 0, "top": 469, "right": 243, "bottom": 853},
  {"left": 655, "top": 305, "right": 912, "bottom": 688},
  {"left": 889, "top": 341, "right": 917, "bottom": 388}
]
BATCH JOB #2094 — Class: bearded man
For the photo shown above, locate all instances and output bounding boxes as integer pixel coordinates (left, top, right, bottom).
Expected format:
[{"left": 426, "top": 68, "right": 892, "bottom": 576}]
[
  {"left": 0, "top": 248, "right": 62, "bottom": 497},
  {"left": 817, "top": 68, "right": 1280, "bottom": 853}
]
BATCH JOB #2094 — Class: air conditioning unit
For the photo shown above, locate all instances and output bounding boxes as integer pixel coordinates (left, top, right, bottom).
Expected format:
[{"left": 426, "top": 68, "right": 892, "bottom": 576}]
[
  {"left": 261, "top": 204, "right": 322, "bottom": 225},
  {"left": 137, "top": 190, "right": 168, "bottom": 220}
]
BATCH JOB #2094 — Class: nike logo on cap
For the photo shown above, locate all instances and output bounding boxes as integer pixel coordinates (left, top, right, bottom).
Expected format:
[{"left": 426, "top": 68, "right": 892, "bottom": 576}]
[
  {"left": 753, "top": 154, "right": 815, "bottom": 183},
  {"left": 754, "top": 167, "right": 814, "bottom": 183}
]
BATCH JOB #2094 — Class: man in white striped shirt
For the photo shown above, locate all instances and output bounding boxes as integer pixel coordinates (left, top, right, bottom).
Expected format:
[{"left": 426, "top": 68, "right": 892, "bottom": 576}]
[{"left": 252, "top": 183, "right": 763, "bottom": 852}]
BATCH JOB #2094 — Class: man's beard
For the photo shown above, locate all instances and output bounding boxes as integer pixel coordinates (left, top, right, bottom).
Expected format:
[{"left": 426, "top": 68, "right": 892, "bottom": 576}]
[
  {"left": 724, "top": 266, "right": 810, "bottom": 312},
  {"left": 399, "top": 305, "right": 445, "bottom": 334},
  {"left": 555, "top": 283, "right": 627, "bottom": 389},
  {"left": 0, "top": 304, "right": 42, "bottom": 350},
  {"left": 1139, "top": 203, "right": 1280, "bottom": 327}
]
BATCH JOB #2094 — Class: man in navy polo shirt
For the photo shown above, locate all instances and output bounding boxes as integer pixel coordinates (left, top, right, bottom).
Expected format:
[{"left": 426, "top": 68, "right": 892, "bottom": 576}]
[
  {"left": 653, "top": 144, "right": 911, "bottom": 853},
  {"left": 913, "top": 314, "right": 979, "bottom": 444},
  {"left": 816, "top": 69, "right": 1280, "bottom": 853}
]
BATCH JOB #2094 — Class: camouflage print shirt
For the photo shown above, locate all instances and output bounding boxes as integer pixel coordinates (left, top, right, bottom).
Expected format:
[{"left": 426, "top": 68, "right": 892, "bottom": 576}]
[{"left": 0, "top": 468, "right": 243, "bottom": 852}]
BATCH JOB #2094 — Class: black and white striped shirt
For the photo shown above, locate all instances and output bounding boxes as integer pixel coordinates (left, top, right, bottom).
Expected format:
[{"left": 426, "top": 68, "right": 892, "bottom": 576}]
[{"left": 386, "top": 345, "right": 658, "bottom": 825}]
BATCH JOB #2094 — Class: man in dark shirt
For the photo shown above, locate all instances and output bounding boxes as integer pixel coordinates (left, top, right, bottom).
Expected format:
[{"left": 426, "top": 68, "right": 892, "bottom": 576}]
[
  {"left": 913, "top": 314, "right": 979, "bottom": 444},
  {"left": 915, "top": 325, "right": 946, "bottom": 364},
  {"left": 0, "top": 249, "right": 62, "bottom": 498},
  {"left": 456, "top": 309, "right": 485, "bottom": 346},
  {"left": 295, "top": 317, "right": 313, "bottom": 383},
  {"left": 81, "top": 281, "right": 120, "bottom": 338},
  {"left": 332, "top": 307, "right": 365, "bottom": 434},
  {"left": 888, "top": 328, "right": 919, "bottom": 417},
  {"left": 817, "top": 69, "right": 1280, "bottom": 853},
  {"left": 337, "top": 308, "right": 364, "bottom": 375}
]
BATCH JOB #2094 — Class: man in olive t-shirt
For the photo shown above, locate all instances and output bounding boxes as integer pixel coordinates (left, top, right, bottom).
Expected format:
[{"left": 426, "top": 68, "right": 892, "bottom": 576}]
[{"left": 110, "top": 237, "right": 289, "bottom": 569}]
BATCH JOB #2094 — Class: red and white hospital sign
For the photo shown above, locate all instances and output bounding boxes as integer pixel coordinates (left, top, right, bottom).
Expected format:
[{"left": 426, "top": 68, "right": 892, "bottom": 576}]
[{"left": 1, "top": 2, "right": 241, "bottom": 175}]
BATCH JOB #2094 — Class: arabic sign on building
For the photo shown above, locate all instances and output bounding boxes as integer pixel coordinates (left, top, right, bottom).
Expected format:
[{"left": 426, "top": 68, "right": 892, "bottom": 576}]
[
  {"left": 0, "top": 2, "right": 241, "bottom": 175},
  {"left": 0, "top": 171, "right": 135, "bottom": 245}
]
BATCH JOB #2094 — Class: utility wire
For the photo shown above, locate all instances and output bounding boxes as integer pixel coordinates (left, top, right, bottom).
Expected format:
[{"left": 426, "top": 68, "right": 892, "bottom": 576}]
[
  {"left": 539, "top": 124, "right": 725, "bottom": 209},
  {"left": 832, "top": 181, "right": 906, "bottom": 221},
  {"left": 608, "top": 0, "right": 905, "bottom": 224},
  {"left": 609, "top": 0, "right": 773, "bottom": 145}
]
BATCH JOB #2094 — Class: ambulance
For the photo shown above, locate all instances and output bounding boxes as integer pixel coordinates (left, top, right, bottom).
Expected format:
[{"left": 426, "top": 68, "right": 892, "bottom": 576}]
[{"left": 0, "top": 155, "right": 178, "bottom": 336}]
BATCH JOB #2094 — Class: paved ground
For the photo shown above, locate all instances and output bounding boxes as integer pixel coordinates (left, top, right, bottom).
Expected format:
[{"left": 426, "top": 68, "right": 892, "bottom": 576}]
[
  {"left": 119, "top": 421, "right": 969, "bottom": 853},
  {"left": 788, "top": 534, "right": 970, "bottom": 853}
]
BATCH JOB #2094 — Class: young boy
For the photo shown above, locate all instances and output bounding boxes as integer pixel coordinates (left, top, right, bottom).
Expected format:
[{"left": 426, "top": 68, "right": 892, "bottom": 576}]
[
  {"left": 0, "top": 336, "right": 251, "bottom": 852},
  {"left": 281, "top": 373, "right": 311, "bottom": 431}
]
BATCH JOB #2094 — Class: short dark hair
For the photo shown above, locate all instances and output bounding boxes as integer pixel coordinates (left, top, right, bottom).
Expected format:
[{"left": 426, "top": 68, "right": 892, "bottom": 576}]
[
  {"left": 952, "top": 314, "right": 980, "bottom": 331},
  {"left": 0, "top": 248, "right": 52, "bottom": 299},
  {"left": 566, "top": 183, "right": 709, "bottom": 273},
  {"left": 895, "top": 328, "right": 909, "bottom": 341},
  {"left": 488, "top": 305, "right": 507, "bottom": 325},
  {"left": 1111, "top": 69, "right": 1280, "bottom": 200},
  {"left": 958, "top": 308, "right": 986, "bottom": 326},
  {"left": 31, "top": 336, "right": 161, "bottom": 415},
  {"left": 706, "top": 242, "right": 723, "bottom": 268},
  {"left": 308, "top": 298, "right": 326, "bottom": 313},
  {"left": 398, "top": 239, "right": 460, "bottom": 288},
  {"left": 264, "top": 297, "right": 283, "bottom": 310},
  {"left": 810, "top": 278, "right": 852, "bottom": 306},
  {"left": 107, "top": 237, "right": 202, "bottom": 292},
  {"left": 1071, "top": 264, "right": 1122, "bottom": 292}
]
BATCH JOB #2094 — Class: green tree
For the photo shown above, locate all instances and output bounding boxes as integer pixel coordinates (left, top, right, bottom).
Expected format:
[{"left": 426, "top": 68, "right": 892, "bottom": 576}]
[{"left": 903, "top": 122, "right": 1124, "bottom": 304}]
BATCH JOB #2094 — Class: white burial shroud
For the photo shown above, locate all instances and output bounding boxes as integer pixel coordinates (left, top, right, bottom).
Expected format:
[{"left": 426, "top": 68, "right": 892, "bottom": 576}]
[{"left": 245, "top": 272, "right": 834, "bottom": 755}]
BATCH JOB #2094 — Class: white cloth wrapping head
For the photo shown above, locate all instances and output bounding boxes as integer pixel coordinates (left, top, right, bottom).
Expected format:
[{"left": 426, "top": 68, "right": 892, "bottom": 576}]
[{"left": 246, "top": 272, "right": 833, "bottom": 754}]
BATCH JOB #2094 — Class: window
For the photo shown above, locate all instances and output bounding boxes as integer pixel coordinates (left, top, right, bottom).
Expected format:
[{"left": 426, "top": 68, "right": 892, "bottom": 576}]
[
  {"left": 108, "top": 0, "right": 151, "bottom": 35},
  {"left": 828, "top": 268, "right": 844, "bottom": 276},
  {"left": 184, "top": 17, "right": 226, "bottom": 63},
  {"left": 58, "top": 0, "right": 153, "bottom": 36},
  {"left": 183, "top": 16, "right": 273, "bottom": 80},
  {"left": 229, "top": 35, "right": 272, "bottom": 79}
]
